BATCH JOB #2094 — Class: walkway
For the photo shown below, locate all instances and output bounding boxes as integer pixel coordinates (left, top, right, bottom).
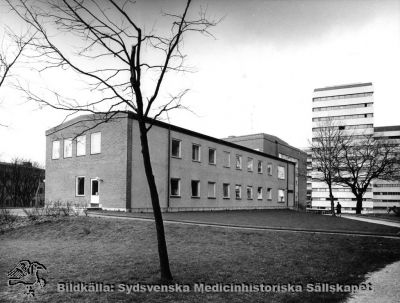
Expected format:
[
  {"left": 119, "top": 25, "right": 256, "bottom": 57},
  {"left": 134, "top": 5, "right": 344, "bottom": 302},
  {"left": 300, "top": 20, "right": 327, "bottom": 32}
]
[
  {"left": 346, "top": 260, "right": 400, "bottom": 303},
  {"left": 342, "top": 215, "right": 400, "bottom": 228},
  {"left": 87, "top": 213, "right": 400, "bottom": 240}
]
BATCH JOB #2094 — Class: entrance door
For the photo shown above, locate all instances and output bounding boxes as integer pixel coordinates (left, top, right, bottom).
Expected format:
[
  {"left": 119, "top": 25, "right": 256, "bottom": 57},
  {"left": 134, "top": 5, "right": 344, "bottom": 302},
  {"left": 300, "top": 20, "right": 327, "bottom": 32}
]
[{"left": 91, "top": 179, "right": 100, "bottom": 205}]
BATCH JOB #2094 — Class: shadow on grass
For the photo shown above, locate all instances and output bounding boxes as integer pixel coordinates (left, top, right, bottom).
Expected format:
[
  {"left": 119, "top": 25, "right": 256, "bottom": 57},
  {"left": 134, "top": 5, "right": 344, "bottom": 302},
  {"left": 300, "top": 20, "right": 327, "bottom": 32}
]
[{"left": 0, "top": 217, "right": 399, "bottom": 303}]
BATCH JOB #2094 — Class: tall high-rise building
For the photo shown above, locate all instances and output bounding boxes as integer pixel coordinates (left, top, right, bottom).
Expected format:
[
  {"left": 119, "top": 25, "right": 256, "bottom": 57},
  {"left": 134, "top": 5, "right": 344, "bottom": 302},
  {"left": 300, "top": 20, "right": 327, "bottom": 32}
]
[
  {"left": 311, "top": 83, "right": 375, "bottom": 212},
  {"left": 372, "top": 126, "right": 400, "bottom": 211}
]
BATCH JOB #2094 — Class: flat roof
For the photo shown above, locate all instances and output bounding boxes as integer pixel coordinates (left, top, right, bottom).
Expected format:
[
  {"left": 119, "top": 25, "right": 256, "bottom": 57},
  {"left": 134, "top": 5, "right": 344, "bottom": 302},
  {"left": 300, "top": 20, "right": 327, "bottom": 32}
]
[
  {"left": 46, "top": 112, "right": 296, "bottom": 165},
  {"left": 223, "top": 133, "right": 306, "bottom": 156},
  {"left": 314, "top": 82, "right": 373, "bottom": 92}
]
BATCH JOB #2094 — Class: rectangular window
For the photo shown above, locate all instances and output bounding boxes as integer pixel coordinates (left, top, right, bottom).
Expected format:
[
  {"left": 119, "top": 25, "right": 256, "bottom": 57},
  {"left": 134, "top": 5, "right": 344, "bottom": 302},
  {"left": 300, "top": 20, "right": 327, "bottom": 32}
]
[
  {"left": 90, "top": 132, "right": 101, "bottom": 154},
  {"left": 257, "top": 160, "right": 263, "bottom": 173},
  {"left": 223, "top": 183, "right": 230, "bottom": 198},
  {"left": 52, "top": 140, "right": 60, "bottom": 159},
  {"left": 278, "top": 189, "right": 285, "bottom": 202},
  {"left": 267, "top": 163, "right": 273, "bottom": 176},
  {"left": 191, "top": 180, "right": 200, "bottom": 197},
  {"left": 223, "top": 151, "right": 230, "bottom": 167},
  {"left": 76, "top": 135, "right": 86, "bottom": 156},
  {"left": 208, "top": 182, "right": 216, "bottom": 198},
  {"left": 267, "top": 188, "right": 272, "bottom": 200},
  {"left": 192, "top": 144, "right": 201, "bottom": 162},
  {"left": 171, "top": 139, "right": 181, "bottom": 158},
  {"left": 247, "top": 158, "right": 253, "bottom": 172},
  {"left": 63, "top": 138, "right": 73, "bottom": 158},
  {"left": 257, "top": 187, "right": 263, "bottom": 200},
  {"left": 247, "top": 186, "right": 253, "bottom": 200},
  {"left": 76, "top": 176, "right": 85, "bottom": 196},
  {"left": 170, "top": 178, "right": 180, "bottom": 197},
  {"left": 235, "top": 185, "right": 242, "bottom": 199},
  {"left": 278, "top": 166, "right": 285, "bottom": 180},
  {"left": 236, "top": 155, "right": 242, "bottom": 169},
  {"left": 208, "top": 148, "right": 216, "bottom": 165}
]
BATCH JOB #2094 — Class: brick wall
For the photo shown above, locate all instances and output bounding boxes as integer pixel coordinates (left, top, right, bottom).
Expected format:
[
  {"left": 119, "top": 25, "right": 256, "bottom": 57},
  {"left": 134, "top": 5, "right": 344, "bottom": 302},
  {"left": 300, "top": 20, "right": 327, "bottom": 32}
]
[{"left": 45, "top": 115, "right": 128, "bottom": 209}]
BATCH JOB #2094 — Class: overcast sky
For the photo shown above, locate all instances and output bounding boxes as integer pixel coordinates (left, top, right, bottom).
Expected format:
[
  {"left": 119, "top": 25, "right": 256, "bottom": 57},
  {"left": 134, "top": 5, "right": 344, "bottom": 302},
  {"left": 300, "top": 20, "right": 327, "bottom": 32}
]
[{"left": 1, "top": 0, "right": 399, "bottom": 165}]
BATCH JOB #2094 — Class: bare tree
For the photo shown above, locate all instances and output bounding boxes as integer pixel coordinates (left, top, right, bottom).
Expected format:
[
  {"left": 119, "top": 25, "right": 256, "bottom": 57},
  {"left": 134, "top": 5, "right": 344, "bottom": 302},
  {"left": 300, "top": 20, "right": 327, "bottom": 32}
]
[
  {"left": 310, "top": 119, "right": 348, "bottom": 216},
  {"left": 0, "top": 27, "right": 34, "bottom": 127},
  {"left": 0, "top": 27, "right": 34, "bottom": 88},
  {"left": 8, "top": 0, "right": 217, "bottom": 281},
  {"left": 0, "top": 159, "right": 44, "bottom": 207},
  {"left": 337, "top": 134, "right": 400, "bottom": 214}
]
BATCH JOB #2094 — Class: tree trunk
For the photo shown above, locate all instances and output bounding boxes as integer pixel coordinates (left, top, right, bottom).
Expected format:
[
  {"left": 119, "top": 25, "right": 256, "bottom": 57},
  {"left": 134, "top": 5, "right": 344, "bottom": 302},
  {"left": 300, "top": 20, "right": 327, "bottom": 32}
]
[
  {"left": 328, "top": 185, "right": 336, "bottom": 217},
  {"left": 137, "top": 118, "right": 173, "bottom": 281},
  {"left": 355, "top": 195, "right": 363, "bottom": 214}
]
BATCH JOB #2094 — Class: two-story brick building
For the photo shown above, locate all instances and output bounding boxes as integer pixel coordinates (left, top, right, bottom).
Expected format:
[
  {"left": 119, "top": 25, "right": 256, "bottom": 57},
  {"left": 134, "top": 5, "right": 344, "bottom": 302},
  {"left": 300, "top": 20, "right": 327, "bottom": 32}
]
[{"left": 45, "top": 112, "right": 299, "bottom": 212}]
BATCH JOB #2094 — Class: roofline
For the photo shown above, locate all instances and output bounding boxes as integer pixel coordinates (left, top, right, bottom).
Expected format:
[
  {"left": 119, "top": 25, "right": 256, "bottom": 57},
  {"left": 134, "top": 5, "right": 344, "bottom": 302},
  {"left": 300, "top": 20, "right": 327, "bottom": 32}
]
[
  {"left": 127, "top": 113, "right": 296, "bottom": 164},
  {"left": 314, "top": 82, "right": 373, "bottom": 92},
  {"left": 223, "top": 133, "right": 307, "bottom": 156},
  {"left": 46, "top": 112, "right": 296, "bottom": 165}
]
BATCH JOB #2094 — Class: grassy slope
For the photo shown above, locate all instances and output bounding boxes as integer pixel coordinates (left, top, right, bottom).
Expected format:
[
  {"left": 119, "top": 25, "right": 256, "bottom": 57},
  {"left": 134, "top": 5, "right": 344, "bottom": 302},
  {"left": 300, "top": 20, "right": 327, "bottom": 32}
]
[
  {"left": 0, "top": 217, "right": 399, "bottom": 303},
  {"left": 96, "top": 209, "right": 400, "bottom": 235}
]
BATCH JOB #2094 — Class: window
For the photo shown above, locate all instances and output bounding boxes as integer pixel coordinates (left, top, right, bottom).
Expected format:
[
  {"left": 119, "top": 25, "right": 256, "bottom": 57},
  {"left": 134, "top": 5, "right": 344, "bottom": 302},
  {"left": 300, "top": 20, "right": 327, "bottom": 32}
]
[
  {"left": 236, "top": 155, "right": 242, "bottom": 169},
  {"left": 235, "top": 185, "right": 242, "bottom": 199},
  {"left": 90, "top": 132, "right": 101, "bottom": 154},
  {"left": 257, "top": 187, "right": 263, "bottom": 200},
  {"left": 192, "top": 144, "right": 201, "bottom": 162},
  {"left": 247, "top": 186, "right": 253, "bottom": 200},
  {"left": 223, "top": 151, "right": 230, "bottom": 167},
  {"left": 223, "top": 183, "right": 230, "bottom": 198},
  {"left": 52, "top": 140, "right": 60, "bottom": 159},
  {"left": 191, "top": 180, "right": 200, "bottom": 197},
  {"left": 257, "top": 160, "right": 263, "bottom": 173},
  {"left": 170, "top": 178, "right": 180, "bottom": 197},
  {"left": 278, "top": 189, "right": 285, "bottom": 202},
  {"left": 247, "top": 158, "right": 253, "bottom": 172},
  {"left": 63, "top": 138, "right": 72, "bottom": 158},
  {"left": 267, "top": 163, "right": 273, "bottom": 175},
  {"left": 171, "top": 139, "right": 181, "bottom": 158},
  {"left": 208, "top": 148, "right": 216, "bottom": 165},
  {"left": 267, "top": 188, "right": 272, "bottom": 200},
  {"left": 208, "top": 182, "right": 216, "bottom": 198},
  {"left": 76, "top": 135, "right": 86, "bottom": 156},
  {"left": 76, "top": 177, "right": 85, "bottom": 196},
  {"left": 278, "top": 166, "right": 285, "bottom": 180}
]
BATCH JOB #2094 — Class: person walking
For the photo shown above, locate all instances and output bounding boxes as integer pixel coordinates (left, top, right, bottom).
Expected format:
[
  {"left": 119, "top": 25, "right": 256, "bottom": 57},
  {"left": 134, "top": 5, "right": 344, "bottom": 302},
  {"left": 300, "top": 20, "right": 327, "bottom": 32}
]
[{"left": 336, "top": 202, "right": 342, "bottom": 217}]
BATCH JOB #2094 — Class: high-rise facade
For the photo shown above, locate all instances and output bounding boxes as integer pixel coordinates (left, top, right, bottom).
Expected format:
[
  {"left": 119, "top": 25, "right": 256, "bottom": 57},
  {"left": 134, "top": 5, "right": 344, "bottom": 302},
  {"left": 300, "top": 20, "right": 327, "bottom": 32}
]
[
  {"left": 311, "top": 83, "right": 375, "bottom": 212},
  {"left": 372, "top": 126, "right": 400, "bottom": 211}
]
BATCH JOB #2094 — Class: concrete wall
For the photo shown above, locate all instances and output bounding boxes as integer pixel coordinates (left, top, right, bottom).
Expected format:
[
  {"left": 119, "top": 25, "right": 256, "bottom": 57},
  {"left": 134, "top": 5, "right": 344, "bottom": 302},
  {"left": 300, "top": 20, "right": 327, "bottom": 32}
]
[{"left": 223, "top": 134, "right": 307, "bottom": 210}]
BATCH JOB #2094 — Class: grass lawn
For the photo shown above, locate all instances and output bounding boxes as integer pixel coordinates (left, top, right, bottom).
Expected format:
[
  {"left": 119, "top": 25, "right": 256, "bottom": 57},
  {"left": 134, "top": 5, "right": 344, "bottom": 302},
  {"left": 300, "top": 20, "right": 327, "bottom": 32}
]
[
  {"left": 94, "top": 209, "right": 400, "bottom": 235},
  {"left": 1, "top": 217, "right": 400, "bottom": 302}
]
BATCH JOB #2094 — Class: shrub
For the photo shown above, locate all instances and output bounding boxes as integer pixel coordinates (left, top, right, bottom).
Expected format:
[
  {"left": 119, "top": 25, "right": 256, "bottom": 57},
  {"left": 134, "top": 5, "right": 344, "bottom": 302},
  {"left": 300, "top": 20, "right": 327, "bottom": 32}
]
[
  {"left": 0, "top": 208, "right": 18, "bottom": 226},
  {"left": 23, "top": 208, "right": 41, "bottom": 221}
]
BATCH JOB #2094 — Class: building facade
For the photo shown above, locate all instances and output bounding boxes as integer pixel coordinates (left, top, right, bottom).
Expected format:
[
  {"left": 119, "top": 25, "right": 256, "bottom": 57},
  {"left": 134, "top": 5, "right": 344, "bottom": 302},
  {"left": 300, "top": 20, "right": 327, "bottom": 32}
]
[
  {"left": 312, "top": 82, "right": 375, "bottom": 212},
  {"left": 372, "top": 125, "right": 400, "bottom": 211},
  {"left": 45, "top": 113, "right": 298, "bottom": 212},
  {"left": 223, "top": 133, "right": 307, "bottom": 210},
  {"left": 311, "top": 82, "right": 399, "bottom": 213}
]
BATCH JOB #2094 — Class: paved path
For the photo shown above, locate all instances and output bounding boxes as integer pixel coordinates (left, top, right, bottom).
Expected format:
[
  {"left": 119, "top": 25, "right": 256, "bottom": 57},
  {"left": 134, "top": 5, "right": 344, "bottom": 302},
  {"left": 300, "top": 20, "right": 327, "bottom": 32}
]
[
  {"left": 342, "top": 215, "right": 400, "bottom": 228},
  {"left": 346, "top": 260, "right": 400, "bottom": 303},
  {"left": 88, "top": 213, "right": 400, "bottom": 240}
]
